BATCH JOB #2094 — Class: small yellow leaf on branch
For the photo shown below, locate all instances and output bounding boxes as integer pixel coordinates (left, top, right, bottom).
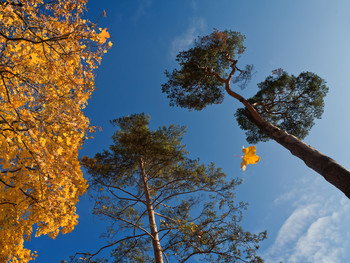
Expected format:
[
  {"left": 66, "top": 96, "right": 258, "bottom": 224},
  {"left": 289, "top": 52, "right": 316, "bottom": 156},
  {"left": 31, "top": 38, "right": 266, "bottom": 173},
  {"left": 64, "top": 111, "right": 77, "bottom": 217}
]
[{"left": 241, "top": 146, "right": 260, "bottom": 171}]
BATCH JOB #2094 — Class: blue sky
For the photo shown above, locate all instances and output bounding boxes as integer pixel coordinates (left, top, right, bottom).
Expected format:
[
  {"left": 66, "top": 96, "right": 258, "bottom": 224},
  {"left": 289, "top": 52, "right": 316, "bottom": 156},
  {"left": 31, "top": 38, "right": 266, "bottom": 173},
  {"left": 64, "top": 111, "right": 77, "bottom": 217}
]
[{"left": 27, "top": 0, "right": 350, "bottom": 262}]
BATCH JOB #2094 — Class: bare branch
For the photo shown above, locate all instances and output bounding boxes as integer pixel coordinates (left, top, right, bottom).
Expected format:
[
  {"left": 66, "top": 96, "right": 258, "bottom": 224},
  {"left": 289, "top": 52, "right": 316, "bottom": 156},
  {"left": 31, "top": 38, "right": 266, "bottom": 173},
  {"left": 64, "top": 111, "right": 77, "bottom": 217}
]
[{"left": 69, "top": 233, "right": 148, "bottom": 263}]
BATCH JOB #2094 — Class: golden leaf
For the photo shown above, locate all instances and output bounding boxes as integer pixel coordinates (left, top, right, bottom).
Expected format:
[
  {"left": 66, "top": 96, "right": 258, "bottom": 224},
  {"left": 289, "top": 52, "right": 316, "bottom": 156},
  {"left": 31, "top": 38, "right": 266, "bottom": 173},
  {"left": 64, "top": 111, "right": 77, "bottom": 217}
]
[
  {"left": 98, "top": 28, "right": 110, "bottom": 44},
  {"left": 241, "top": 146, "right": 260, "bottom": 171},
  {"left": 57, "top": 147, "right": 63, "bottom": 155},
  {"left": 31, "top": 53, "right": 40, "bottom": 63}
]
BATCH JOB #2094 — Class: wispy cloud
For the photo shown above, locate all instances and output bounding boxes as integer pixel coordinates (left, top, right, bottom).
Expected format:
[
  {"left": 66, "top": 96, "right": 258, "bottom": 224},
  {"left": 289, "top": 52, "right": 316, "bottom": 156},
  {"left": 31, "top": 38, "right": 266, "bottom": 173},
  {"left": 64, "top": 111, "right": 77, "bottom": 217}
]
[
  {"left": 262, "top": 177, "right": 350, "bottom": 263},
  {"left": 132, "top": 0, "right": 152, "bottom": 24},
  {"left": 190, "top": 0, "right": 198, "bottom": 11},
  {"left": 169, "top": 18, "right": 206, "bottom": 58},
  {"left": 289, "top": 211, "right": 343, "bottom": 263},
  {"left": 273, "top": 203, "right": 321, "bottom": 249}
]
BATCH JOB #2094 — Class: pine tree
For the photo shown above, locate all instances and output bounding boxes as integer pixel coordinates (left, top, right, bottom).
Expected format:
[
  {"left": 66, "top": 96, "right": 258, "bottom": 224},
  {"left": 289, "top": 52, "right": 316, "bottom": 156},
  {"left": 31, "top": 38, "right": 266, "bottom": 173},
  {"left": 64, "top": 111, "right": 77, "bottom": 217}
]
[{"left": 73, "top": 113, "right": 266, "bottom": 263}]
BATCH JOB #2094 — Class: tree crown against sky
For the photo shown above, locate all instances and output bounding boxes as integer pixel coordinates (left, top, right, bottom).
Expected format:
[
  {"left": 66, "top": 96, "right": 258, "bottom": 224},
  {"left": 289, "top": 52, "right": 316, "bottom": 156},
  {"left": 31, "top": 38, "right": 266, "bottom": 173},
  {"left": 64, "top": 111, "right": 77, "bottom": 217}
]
[
  {"left": 162, "top": 29, "right": 254, "bottom": 111},
  {"left": 0, "top": 0, "right": 111, "bottom": 261},
  {"left": 77, "top": 113, "right": 266, "bottom": 263}
]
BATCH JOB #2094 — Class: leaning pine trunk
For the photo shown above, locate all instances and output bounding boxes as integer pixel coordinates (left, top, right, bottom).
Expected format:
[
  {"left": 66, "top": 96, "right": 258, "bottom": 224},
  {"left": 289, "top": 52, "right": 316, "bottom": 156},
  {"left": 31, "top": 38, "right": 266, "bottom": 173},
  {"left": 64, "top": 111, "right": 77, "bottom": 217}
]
[
  {"left": 140, "top": 159, "right": 164, "bottom": 263},
  {"left": 223, "top": 77, "right": 350, "bottom": 199},
  {"left": 243, "top": 109, "right": 350, "bottom": 199}
]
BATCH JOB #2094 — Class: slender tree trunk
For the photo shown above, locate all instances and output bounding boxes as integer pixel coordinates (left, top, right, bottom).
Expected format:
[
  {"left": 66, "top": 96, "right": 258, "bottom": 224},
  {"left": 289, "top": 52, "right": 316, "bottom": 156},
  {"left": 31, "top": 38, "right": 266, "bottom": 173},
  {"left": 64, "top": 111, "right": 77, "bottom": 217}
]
[
  {"left": 140, "top": 159, "right": 164, "bottom": 263},
  {"left": 239, "top": 97, "right": 350, "bottom": 199}
]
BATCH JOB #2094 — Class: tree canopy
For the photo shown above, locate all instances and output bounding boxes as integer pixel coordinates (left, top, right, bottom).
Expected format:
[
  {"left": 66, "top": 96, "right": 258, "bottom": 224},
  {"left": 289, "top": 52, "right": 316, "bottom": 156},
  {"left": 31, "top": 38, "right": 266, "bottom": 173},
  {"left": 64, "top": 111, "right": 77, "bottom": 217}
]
[
  {"left": 162, "top": 29, "right": 253, "bottom": 110},
  {"left": 76, "top": 113, "right": 266, "bottom": 263},
  {"left": 0, "top": 1, "right": 111, "bottom": 261},
  {"left": 235, "top": 71, "right": 328, "bottom": 144}
]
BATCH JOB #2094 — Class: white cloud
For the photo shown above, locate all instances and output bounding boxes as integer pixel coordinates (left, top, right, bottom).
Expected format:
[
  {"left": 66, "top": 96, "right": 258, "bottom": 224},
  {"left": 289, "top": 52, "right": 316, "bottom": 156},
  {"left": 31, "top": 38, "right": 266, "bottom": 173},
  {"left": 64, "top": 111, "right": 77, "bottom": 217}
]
[
  {"left": 169, "top": 18, "right": 206, "bottom": 58},
  {"left": 289, "top": 212, "right": 342, "bottom": 263},
  {"left": 273, "top": 203, "right": 320, "bottom": 249},
  {"left": 262, "top": 177, "right": 350, "bottom": 263}
]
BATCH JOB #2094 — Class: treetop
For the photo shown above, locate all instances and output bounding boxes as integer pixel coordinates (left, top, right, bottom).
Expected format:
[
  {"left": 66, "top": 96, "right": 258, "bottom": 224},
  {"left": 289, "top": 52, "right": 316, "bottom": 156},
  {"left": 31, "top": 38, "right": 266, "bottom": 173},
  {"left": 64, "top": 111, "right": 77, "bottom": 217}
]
[{"left": 162, "top": 29, "right": 253, "bottom": 111}]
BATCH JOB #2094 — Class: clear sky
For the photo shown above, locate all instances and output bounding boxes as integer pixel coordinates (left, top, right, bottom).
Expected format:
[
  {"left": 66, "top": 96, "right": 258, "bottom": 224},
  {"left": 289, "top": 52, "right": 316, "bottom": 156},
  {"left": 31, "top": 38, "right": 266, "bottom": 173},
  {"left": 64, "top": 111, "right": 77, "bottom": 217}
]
[{"left": 26, "top": 0, "right": 350, "bottom": 262}]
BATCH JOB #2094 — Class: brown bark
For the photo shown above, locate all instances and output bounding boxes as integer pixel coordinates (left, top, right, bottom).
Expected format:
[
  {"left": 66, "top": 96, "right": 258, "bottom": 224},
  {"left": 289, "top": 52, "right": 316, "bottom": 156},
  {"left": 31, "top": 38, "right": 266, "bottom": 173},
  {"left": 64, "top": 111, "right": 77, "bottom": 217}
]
[{"left": 140, "top": 159, "right": 164, "bottom": 263}]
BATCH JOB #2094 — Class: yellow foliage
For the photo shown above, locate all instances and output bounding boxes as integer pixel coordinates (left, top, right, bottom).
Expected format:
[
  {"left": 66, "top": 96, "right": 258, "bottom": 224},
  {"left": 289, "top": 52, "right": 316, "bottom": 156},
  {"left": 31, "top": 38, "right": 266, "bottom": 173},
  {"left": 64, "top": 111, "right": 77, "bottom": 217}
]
[
  {"left": 0, "top": 1, "right": 111, "bottom": 261},
  {"left": 241, "top": 146, "right": 260, "bottom": 171}
]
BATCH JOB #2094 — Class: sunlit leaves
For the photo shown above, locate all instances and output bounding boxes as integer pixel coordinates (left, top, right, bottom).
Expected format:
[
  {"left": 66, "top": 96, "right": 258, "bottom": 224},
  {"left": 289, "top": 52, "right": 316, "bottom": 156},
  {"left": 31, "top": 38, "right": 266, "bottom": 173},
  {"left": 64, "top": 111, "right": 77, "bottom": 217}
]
[
  {"left": 240, "top": 146, "right": 260, "bottom": 171},
  {"left": 0, "top": 0, "right": 110, "bottom": 261}
]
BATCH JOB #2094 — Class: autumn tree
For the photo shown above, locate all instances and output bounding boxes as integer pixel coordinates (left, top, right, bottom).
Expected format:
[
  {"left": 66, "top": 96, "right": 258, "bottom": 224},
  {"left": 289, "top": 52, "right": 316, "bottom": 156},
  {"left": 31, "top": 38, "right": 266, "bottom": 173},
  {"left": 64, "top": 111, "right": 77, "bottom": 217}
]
[
  {"left": 0, "top": 1, "right": 111, "bottom": 261},
  {"left": 162, "top": 29, "right": 350, "bottom": 199},
  {"left": 72, "top": 113, "right": 266, "bottom": 263}
]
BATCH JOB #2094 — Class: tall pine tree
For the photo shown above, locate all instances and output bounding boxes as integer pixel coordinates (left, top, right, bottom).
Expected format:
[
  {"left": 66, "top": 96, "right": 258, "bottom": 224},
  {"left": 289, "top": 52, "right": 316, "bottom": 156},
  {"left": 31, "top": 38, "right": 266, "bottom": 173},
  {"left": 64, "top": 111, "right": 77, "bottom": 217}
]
[{"left": 73, "top": 113, "right": 266, "bottom": 263}]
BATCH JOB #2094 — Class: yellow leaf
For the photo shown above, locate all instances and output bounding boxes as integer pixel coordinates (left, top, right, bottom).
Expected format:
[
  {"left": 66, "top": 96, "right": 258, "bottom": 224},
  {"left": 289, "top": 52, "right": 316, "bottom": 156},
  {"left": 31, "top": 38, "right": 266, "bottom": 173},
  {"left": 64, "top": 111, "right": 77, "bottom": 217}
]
[
  {"left": 98, "top": 28, "right": 110, "bottom": 44},
  {"left": 31, "top": 53, "right": 40, "bottom": 64},
  {"left": 241, "top": 146, "right": 260, "bottom": 171},
  {"left": 57, "top": 147, "right": 63, "bottom": 155},
  {"left": 40, "top": 137, "right": 46, "bottom": 146}
]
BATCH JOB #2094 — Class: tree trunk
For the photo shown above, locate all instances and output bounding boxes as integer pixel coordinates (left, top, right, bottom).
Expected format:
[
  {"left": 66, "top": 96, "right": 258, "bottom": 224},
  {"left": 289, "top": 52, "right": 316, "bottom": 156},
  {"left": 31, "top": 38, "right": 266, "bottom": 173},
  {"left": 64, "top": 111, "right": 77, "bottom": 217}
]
[
  {"left": 140, "top": 159, "right": 164, "bottom": 263},
  {"left": 243, "top": 109, "right": 350, "bottom": 199},
  {"left": 222, "top": 74, "right": 350, "bottom": 198}
]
